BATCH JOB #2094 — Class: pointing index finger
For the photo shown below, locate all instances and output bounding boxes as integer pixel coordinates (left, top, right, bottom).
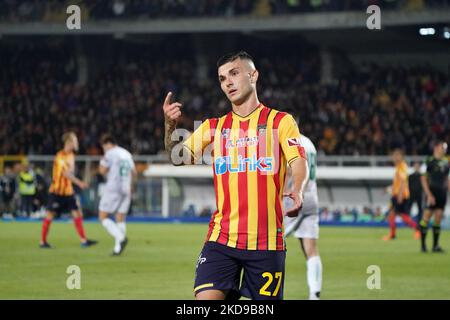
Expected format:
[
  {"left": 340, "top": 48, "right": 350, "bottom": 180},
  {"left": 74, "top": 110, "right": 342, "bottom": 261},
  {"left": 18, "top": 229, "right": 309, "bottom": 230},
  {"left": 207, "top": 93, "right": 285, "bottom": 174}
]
[{"left": 164, "top": 92, "right": 173, "bottom": 106}]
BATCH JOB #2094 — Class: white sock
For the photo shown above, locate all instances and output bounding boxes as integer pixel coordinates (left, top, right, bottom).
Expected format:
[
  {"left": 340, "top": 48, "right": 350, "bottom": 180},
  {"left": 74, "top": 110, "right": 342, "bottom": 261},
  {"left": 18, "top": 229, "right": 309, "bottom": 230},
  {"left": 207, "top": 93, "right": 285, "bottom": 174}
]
[
  {"left": 306, "top": 255, "right": 322, "bottom": 299},
  {"left": 102, "top": 218, "right": 125, "bottom": 252},
  {"left": 117, "top": 222, "right": 126, "bottom": 236}
]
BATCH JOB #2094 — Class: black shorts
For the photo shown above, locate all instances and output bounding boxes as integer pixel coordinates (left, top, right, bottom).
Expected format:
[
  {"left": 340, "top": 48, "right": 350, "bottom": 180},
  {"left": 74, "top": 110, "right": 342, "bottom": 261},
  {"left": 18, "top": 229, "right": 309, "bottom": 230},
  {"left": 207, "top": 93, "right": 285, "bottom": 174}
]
[
  {"left": 391, "top": 197, "right": 409, "bottom": 214},
  {"left": 194, "top": 241, "right": 286, "bottom": 300},
  {"left": 46, "top": 193, "right": 79, "bottom": 214},
  {"left": 428, "top": 188, "right": 448, "bottom": 210}
]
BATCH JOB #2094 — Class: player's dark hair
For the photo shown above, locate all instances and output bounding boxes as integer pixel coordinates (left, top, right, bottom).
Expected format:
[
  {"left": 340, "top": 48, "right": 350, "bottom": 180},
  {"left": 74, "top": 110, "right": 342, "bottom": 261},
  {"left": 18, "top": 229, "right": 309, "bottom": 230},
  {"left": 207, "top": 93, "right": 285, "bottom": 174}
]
[
  {"left": 433, "top": 139, "right": 446, "bottom": 148},
  {"left": 100, "top": 134, "right": 117, "bottom": 145},
  {"left": 216, "top": 51, "right": 254, "bottom": 68}
]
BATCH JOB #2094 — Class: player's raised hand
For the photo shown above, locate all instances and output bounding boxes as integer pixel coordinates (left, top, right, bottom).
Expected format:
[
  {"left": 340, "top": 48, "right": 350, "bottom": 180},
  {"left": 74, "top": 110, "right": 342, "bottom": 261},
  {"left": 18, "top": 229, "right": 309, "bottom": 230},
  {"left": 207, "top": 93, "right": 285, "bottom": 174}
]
[
  {"left": 163, "top": 92, "right": 182, "bottom": 124},
  {"left": 283, "top": 191, "right": 303, "bottom": 217}
]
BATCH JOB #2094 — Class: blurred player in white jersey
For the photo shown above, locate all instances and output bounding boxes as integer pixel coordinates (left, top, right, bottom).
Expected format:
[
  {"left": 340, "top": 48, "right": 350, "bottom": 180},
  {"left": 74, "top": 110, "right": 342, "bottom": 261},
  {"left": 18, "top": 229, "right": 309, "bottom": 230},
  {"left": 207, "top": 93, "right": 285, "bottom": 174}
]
[
  {"left": 98, "top": 134, "right": 136, "bottom": 256},
  {"left": 284, "top": 135, "right": 322, "bottom": 300}
]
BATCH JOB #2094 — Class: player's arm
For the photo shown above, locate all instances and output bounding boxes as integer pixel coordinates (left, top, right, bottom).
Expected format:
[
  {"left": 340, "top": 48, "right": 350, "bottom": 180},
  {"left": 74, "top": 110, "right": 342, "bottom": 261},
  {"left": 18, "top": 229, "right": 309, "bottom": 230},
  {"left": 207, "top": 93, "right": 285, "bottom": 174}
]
[
  {"left": 99, "top": 164, "right": 108, "bottom": 176},
  {"left": 98, "top": 155, "right": 110, "bottom": 177},
  {"left": 287, "top": 157, "right": 309, "bottom": 215},
  {"left": 397, "top": 177, "right": 406, "bottom": 203},
  {"left": 64, "top": 160, "right": 87, "bottom": 189},
  {"left": 384, "top": 185, "right": 392, "bottom": 195},
  {"left": 131, "top": 167, "right": 137, "bottom": 194},
  {"left": 447, "top": 170, "right": 450, "bottom": 192},
  {"left": 279, "top": 114, "right": 309, "bottom": 217},
  {"left": 420, "top": 163, "right": 435, "bottom": 205},
  {"left": 163, "top": 92, "right": 195, "bottom": 166}
]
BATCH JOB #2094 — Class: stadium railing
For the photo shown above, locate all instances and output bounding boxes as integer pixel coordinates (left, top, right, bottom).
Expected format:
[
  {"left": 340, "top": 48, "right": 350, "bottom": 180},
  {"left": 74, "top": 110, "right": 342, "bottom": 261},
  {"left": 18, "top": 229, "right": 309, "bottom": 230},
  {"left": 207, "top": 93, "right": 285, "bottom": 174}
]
[{"left": 1, "top": 155, "right": 448, "bottom": 228}]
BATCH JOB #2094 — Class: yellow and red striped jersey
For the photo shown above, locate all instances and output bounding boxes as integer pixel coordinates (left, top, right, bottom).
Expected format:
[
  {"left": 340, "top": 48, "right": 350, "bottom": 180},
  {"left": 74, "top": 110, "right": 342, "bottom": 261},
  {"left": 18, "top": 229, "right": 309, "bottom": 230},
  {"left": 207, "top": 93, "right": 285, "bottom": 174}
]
[
  {"left": 392, "top": 160, "right": 410, "bottom": 199},
  {"left": 49, "top": 150, "right": 75, "bottom": 196},
  {"left": 183, "top": 104, "right": 306, "bottom": 251}
]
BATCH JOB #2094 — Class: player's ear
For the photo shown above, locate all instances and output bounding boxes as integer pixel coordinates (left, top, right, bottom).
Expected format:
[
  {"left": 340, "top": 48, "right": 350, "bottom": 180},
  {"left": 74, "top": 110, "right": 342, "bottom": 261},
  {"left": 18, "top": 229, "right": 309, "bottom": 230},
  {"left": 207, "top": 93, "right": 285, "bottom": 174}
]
[{"left": 250, "top": 69, "right": 259, "bottom": 84}]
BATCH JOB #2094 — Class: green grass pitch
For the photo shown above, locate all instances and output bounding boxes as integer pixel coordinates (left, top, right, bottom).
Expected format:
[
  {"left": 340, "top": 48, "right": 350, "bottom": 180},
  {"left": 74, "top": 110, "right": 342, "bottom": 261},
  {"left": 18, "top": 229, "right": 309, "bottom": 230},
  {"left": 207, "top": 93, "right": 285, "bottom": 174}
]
[{"left": 1, "top": 221, "right": 449, "bottom": 299}]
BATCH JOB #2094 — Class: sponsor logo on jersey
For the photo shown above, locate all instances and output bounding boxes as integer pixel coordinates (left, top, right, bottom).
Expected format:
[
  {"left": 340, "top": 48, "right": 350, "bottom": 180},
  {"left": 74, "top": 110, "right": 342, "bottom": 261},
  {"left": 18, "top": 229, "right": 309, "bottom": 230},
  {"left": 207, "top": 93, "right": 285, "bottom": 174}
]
[
  {"left": 215, "top": 155, "right": 273, "bottom": 175},
  {"left": 287, "top": 138, "right": 302, "bottom": 146}
]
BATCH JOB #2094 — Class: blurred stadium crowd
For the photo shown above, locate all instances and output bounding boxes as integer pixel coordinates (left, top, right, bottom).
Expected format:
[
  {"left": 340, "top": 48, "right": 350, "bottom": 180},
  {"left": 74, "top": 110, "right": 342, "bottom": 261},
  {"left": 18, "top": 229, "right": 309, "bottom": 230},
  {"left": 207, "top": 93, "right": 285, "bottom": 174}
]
[
  {"left": 1, "top": 0, "right": 449, "bottom": 21},
  {"left": 1, "top": 39, "right": 448, "bottom": 156}
]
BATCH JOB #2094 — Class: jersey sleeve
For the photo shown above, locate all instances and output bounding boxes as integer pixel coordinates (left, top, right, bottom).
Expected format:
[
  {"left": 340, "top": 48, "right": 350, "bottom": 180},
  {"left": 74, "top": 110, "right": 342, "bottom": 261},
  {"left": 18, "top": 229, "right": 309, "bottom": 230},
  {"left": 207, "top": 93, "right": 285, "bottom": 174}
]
[
  {"left": 100, "top": 152, "right": 112, "bottom": 168},
  {"left": 398, "top": 163, "right": 408, "bottom": 180},
  {"left": 182, "top": 119, "right": 212, "bottom": 160},
  {"left": 419, "top": 162, "right": 427, "bottom": 175},
  {"left": 60, "top": 153, "right": 74, "bottom": 176},
  {"left": 278, "top": 114, "right": 307, "bottom": 165}
]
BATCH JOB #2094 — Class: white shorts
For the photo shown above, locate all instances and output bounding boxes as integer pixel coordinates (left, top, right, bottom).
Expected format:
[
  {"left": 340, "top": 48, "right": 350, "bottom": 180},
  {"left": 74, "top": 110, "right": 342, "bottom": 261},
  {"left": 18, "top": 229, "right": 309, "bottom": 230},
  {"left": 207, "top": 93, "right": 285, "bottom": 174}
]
[
  {"left": 284, "top": 192, "right": 319, "bottom": 239},
  {"left": 99, "top": 191, "right": 131, "bottom": 215}
]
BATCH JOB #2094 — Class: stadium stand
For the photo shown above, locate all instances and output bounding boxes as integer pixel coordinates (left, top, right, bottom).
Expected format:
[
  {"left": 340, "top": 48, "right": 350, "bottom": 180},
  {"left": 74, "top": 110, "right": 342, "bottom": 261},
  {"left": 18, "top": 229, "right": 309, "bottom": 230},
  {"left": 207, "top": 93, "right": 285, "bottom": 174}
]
[
  {"left": 1, "top": 36, "right": 448, "bottom": 156},
  {"left": 1, "top": 0, "right": 449, "bottom": 22}
]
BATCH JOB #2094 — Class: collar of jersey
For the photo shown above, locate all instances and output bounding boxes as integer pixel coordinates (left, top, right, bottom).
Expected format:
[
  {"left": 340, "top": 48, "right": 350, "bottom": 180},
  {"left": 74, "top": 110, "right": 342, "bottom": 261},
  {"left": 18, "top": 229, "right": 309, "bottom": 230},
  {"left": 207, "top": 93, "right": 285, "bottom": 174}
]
[{"left": 231, "top": 103, "right": 263, "bottom": 121}]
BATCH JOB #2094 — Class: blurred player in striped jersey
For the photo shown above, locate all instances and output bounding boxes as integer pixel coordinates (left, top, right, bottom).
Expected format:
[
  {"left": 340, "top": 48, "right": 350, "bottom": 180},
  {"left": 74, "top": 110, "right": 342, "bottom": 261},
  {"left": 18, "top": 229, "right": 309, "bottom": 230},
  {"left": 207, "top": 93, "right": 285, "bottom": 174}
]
[
  {"left": 284, "top": 134, "right": 322, "bottom": 300},
  {"left": 98, "top": 134, "right": 136, "bottom": 256},
  {"left": 383, "top": 149, "right": 420, "bottom": 241},
  {"left": 40, "top": 132, "right": 97, "bottom": 248},
  {"left": 163, "top": 51, "right": 309, "bottom": 300}
]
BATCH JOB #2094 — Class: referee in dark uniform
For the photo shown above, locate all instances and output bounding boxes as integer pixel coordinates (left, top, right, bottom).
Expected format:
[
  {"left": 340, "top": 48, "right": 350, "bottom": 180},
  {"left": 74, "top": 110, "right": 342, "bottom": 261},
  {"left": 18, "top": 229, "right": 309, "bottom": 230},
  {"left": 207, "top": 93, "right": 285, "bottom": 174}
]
[{"left": 419, "top": 141, "right": 450, "bottom": 253}]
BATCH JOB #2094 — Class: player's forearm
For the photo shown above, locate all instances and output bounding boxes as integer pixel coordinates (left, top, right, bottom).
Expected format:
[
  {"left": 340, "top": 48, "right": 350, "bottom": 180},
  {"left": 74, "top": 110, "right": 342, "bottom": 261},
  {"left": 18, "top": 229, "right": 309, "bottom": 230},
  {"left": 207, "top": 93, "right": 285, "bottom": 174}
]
[
  {"left": 131, "top": 170, "right": 137, "bottom": 192},
  {"left": 64, "top": 172, "right": 84, "bottom": 187},
  {"left": 164, "top": 119, "right": 181, "bottom": 163},
  {"left": 420, "top": 175, "right": 432, "bottom": 197},
  {"left": 398, "top": 180, "right": 406, "bottom": 199},
  {"left": 290, "top": 158, "right": 309, "bottom": 195},
  {"left": 164, "top": 119, "right": 195, "bottom": 166}
]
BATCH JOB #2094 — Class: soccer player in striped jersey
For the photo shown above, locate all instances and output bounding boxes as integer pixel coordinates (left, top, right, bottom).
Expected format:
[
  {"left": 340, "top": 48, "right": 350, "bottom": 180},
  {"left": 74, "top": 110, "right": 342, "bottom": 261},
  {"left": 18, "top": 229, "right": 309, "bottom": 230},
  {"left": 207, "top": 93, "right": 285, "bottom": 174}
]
[
  {"left": 163, "top": 51, "right": 309, "bottom": 300},
  {"left": 382, "top": 149, "right": 420, "bottom": 241},
  {"left": 284, "top": 134, "right": 322, "bottom": 300},
  {"left": 39, "top": 132, "right": 97, "bottom": 248}
]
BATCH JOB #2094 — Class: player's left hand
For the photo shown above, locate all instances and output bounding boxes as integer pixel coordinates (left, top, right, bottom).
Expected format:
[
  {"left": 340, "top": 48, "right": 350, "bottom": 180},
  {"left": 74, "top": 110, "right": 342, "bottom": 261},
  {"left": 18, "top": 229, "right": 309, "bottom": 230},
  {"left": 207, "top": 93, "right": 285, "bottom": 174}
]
[
  {"left": 78, "top": 181, "right": 88, "bottom": 190},
  {"left": 283, "top": 191, "right": 303, "bottom": 217}
]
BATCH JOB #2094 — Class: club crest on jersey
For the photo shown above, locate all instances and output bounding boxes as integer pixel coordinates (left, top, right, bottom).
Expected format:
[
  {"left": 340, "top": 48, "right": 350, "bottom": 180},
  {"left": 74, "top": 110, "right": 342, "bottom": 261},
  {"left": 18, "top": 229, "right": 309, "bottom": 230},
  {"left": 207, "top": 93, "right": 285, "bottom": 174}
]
[
  {"left": 257, "top": 124, "right": 267, "bottom": 135},
  {"left": 215, "top": 155, "right": 273, "bottom": 175},
  {"left": 221, "top": 128, "right": 231, "bottom": 139},
  {"left": 287, "top": 138, "right": 302, "bottom": 146}
]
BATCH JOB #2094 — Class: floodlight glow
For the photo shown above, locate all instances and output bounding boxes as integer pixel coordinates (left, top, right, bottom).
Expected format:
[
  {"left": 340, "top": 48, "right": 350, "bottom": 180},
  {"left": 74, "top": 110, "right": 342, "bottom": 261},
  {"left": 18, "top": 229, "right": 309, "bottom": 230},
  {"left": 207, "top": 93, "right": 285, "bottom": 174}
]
[{"left": 419, "top": 28, "right": 436, "bottom": 36}]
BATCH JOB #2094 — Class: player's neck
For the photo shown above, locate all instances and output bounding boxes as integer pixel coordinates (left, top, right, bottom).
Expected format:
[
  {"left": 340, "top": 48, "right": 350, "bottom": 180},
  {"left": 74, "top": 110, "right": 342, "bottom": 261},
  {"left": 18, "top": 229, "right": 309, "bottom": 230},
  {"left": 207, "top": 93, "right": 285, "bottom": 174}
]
[
  {"left": 63, "top": 146, "right": 72, "bottom": 153},
  {"left": 231, "top": 94, "right": 260, "bottom": 117}
]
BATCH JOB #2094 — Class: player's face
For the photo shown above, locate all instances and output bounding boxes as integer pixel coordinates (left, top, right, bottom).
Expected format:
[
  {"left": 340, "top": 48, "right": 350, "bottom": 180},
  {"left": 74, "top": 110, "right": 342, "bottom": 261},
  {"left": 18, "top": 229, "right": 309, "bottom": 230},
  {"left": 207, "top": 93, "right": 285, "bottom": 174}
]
[
  {"left": 218, "top": 58, "right": 258, "bottom": 105},
  {"left": 70, "top": 135, "right": 79, "bottom": 152},
  {"left": 392, "top": 151, "right": 402, "bottom": 163},
  {"left": 102, "top": 143, "right": 112, "bottom": 153},
  {"left": 434, "top": 143, "right": 447, "bottom": 158}
]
